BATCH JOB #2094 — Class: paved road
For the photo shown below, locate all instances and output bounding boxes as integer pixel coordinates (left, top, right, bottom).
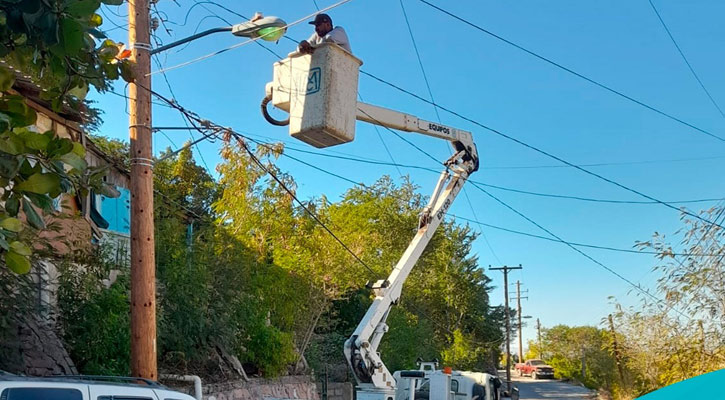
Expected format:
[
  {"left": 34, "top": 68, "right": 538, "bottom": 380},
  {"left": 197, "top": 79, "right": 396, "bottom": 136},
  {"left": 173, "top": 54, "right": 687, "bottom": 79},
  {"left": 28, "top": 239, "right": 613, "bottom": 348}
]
[{"left": 507, "top": 375, "right": 595, "bottom": 400}]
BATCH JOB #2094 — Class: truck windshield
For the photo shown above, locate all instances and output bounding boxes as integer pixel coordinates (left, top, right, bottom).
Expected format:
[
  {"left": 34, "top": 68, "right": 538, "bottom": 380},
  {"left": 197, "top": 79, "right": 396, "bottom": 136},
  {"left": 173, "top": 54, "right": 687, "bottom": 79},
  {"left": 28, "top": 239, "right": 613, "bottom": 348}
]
[{"left": 530, "top": 360, "right": 546, "bottom": 366}]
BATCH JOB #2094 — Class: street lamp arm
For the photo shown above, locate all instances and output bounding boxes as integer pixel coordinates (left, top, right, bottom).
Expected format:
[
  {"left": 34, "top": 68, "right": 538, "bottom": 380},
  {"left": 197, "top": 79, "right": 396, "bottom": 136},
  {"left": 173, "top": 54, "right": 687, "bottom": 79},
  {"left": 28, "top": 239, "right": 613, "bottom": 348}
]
[
  {"left": 150, "top": 26, "right": 233, "bottom": 55},
  {"left": 149, "top": 15, "right": 286, "bottom": 55}
]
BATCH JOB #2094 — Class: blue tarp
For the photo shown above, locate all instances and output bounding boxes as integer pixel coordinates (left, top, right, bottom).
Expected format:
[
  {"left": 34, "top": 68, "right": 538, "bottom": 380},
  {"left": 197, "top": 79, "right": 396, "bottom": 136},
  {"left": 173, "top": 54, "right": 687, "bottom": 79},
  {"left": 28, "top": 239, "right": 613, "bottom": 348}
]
[{"left": 636, "top": 369, "right": 725, "bottom": 399}]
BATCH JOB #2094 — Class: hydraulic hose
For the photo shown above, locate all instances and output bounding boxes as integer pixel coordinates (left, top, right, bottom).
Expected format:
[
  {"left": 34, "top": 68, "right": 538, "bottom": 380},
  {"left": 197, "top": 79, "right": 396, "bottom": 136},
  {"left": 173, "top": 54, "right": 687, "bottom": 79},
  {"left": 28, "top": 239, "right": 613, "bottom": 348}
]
[{"left": 261, "top": 94, "right": 289, "bottom": 126}]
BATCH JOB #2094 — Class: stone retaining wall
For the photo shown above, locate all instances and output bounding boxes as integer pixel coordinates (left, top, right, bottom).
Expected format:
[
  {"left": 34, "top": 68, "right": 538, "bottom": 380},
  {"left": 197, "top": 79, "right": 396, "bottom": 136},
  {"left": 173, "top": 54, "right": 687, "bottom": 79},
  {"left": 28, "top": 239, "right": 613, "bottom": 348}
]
[
  {"left": 203, "top": 375, "right": 320, "bottom": 400},
  {"left": 325, "top": 382, "right": 353, "bottom": 400}
]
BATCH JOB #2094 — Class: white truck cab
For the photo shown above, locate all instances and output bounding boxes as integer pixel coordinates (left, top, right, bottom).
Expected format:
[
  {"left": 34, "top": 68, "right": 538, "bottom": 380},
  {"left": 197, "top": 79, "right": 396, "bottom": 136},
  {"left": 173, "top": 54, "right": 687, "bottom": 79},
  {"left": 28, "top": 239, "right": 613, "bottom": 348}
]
[
  {"left": 393, "top": 363, "right": 503, "bottom": 400},
  {"left": 0, "top": 374, "right": 196, "bottom": 400}
]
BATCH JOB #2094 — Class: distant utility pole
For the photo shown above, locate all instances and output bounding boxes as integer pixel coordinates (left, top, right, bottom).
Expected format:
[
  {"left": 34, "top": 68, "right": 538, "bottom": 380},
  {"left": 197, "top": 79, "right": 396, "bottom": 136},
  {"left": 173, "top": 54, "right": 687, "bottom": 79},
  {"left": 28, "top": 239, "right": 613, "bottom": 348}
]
[
  {"left": 608, "top": 314, "right": 625, "bottom": 386},
  {"left": 490, "top": 264, "right": 522, "bottom": 393},
  {"left": 536, "top": 318, "right": 542, "bottom": 358},
  {"left": 513, "top": 280, "right": 528, "bottom": 363},
  {"left": 128, "top": 0, "right": 156, "bottom": 380}
]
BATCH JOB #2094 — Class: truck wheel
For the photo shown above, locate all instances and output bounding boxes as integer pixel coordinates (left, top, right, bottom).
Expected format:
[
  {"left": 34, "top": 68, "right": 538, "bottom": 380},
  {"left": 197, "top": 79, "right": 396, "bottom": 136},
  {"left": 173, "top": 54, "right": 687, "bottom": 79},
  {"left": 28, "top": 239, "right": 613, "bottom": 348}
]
[{"left": 532, "top": 372, "right": 537, "bottom": 380}]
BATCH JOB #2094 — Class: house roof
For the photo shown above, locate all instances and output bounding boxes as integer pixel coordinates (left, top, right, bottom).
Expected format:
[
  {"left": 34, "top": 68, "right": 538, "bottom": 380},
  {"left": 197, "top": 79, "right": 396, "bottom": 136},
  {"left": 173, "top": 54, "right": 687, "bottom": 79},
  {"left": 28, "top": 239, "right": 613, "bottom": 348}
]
[{"left": 2, "top": 60, "right": 84, "bottom": 123}]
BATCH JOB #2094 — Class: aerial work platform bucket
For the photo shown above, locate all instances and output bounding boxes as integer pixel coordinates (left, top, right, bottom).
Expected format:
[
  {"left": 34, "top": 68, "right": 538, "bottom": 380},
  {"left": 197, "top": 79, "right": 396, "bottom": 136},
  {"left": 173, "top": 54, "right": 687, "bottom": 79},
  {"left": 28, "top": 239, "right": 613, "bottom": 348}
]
[{"left": 265, "top": 43, "right": 363, "bottom": 148}]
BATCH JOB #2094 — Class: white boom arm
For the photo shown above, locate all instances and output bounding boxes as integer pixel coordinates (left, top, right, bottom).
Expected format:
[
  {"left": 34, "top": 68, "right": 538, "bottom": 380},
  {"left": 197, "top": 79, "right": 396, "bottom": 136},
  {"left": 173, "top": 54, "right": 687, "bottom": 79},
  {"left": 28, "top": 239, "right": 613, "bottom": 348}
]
[{"left": 344, "top": 103, "right": 479, "bottom": 392}]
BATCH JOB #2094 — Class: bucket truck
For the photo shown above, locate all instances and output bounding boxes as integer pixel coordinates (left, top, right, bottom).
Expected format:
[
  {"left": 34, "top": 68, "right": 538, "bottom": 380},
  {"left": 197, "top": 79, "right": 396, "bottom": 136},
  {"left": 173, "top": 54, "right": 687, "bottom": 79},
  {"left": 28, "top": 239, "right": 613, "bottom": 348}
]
[{"left": 263, "top": 43, "right": 510, "bottom": 400}]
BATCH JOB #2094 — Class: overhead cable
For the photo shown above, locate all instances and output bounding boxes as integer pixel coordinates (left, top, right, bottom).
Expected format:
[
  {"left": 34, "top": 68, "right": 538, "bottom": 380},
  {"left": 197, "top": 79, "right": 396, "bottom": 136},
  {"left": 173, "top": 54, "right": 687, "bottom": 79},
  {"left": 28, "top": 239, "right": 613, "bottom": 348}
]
[
  {"left": 647, "top": 0, "right": 725, "bottom": 119},
  {"left": 358, "top": 71, "right": 724, "bottom": 230},
  {"left": 148, "top": 0, "right": 355, "bottom": 76},
  {"left": 189, "top": 128, "right": 720, "bottom": 259},
  {"left": 415, "top": 0, "right": 725, "bottom": 143},
  {"left": 468, "top": 181, "right": 690, "bottom": 321},
  {"left": 148, "top": 87, "right": 383, "bottom": 279}
]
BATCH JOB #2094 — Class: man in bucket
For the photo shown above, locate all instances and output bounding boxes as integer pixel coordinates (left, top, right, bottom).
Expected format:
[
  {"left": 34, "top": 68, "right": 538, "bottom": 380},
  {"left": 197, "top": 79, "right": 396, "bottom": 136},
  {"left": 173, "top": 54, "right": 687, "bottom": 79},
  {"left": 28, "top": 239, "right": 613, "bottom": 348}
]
[{"left": 298, "top": 13, "right": 352, "bottom": 54}]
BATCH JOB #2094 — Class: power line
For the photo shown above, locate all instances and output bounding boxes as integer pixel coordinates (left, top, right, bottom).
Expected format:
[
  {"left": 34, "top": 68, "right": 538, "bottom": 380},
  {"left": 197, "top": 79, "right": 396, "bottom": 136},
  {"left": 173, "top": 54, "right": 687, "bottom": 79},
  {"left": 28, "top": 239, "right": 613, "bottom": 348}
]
[
  {"left": 152, "top": 126, "right": 723, "bottom": 206},
  {"left": 149, "top": 24, "right": 215, "bottom": 175},
  {"left": 147, "top": 88, "right": 383, "bottom": 280},
  {"left": 647, "top": 0, "right": 725, "bottom": 119},
  {"left": 481, "top": 155, "right": 725, "bottom": 170},
  {"left": 468, "top": 181, "right": 690, "bottom": 321},
  {"left": 448, "top": 212, "right": 718, "bottom": 258},
  {"left": 268, "top": 143, "right": 724, "bottom": 206},
  {"left": 415, "top": 0, "right": 725, "bottom": 143},
  {"left": 461, "top": 188, "right": 502, "bottom": 264},
  {"left": 229, "top": 129, "right": 381, "bottom": 279},
  {"left": 356, "top": 106, "right": 442, "bottom": 165},
  {"left": 148, "top": 0, "right": 355, "bottom": 76},
  {"left": 399, "top": 0, "right": 441, "bottom": 122},
  {"left": 398, "top": 0, "right": 502, "bottom": 267},
  {"left": 358, "top": 71, "right": 725, "bottom": 230},
  {"left": 234, "top": 129, "right": 719, "bottom": 258},
  {"left": 182, "top": 127, "right": 720, "bottom": 259},
  {"left": 358, "top": 93, "right": 405, "bottom": 178}
]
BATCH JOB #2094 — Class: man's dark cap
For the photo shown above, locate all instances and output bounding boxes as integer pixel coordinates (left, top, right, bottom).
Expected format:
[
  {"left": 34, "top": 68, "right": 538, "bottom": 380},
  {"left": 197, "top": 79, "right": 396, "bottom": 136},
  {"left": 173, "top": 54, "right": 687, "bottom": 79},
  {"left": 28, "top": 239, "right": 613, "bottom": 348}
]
[{"left": 309, "top": 13, "right": 332, "bottom": 25}]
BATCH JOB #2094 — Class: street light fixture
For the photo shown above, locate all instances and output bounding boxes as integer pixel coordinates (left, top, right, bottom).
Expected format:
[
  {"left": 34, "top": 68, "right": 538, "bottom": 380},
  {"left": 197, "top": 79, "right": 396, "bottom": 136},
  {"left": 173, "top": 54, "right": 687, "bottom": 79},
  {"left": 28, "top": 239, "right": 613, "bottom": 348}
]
[
  {"left": 127, "top": 8, "right": 286, "bottom": 379},
  {"left": 150, "top": 14, "right": 287, "bottom": 55}
]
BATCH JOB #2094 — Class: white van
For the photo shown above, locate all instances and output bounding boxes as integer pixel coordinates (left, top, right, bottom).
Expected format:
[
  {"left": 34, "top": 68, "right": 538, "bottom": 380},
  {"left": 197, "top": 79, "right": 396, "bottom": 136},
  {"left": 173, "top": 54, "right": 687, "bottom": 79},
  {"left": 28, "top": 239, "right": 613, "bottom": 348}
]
[{"left": 0, "top": 374, "right": 196, "bottom": 400}]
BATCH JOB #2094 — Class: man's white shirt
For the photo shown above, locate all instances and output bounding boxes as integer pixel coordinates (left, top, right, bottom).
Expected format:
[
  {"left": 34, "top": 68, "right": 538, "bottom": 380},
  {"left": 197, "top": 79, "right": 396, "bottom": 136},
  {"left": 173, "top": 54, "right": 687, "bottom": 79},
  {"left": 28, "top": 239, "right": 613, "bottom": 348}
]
[{"left": 306, "top": 26, "right": 352, "bottom": 53}]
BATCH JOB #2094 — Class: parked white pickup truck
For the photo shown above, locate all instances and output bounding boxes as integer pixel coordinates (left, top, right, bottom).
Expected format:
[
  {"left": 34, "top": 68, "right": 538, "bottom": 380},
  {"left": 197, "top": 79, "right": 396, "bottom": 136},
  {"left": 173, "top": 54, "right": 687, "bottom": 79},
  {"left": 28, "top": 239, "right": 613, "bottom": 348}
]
[{"left": 0, "top": 374, "right": 196, "bottom": 400}]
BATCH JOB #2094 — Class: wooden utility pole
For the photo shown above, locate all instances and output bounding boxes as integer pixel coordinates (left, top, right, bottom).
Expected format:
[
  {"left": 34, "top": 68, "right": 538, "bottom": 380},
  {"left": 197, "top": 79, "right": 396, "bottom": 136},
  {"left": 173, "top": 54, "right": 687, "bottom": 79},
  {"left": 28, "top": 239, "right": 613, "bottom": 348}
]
[
  {"left": 536, "top": 318, "right": 542, "bottom": 358},
  {"left": 514, "top": 280, "right": 528, "bottom": 363},
  {"left": 490, "top": 264, "right": 522, "bottom": 393},
  {"left": 129, "top": 0, "right": 156, "bottom": 379},
  {"left": 608, "top": 314, "right": 625, "bottom": 386}
]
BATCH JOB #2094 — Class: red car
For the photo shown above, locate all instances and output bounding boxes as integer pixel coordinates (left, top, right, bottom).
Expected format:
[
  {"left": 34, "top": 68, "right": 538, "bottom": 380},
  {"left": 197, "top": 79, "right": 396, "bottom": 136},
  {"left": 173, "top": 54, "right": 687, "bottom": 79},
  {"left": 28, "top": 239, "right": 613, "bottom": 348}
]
[{"left": 515, "top": 359, "right": 555, "bottom": 379}]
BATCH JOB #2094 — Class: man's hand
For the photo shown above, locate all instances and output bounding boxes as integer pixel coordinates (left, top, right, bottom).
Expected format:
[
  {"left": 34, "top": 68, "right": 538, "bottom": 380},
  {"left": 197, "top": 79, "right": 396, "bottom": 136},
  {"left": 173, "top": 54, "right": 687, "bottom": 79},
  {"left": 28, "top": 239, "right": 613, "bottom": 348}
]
[{"left": 299, "top": 40, "right": 314, "bottom": 54}]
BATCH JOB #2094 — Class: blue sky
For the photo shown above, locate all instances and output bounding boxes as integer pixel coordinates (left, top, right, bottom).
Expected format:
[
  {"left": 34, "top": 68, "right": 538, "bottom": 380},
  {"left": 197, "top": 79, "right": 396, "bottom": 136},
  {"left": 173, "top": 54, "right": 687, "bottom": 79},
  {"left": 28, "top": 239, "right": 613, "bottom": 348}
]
[{"left": 91, "top": 0, "right": 725, "bottom": 355}]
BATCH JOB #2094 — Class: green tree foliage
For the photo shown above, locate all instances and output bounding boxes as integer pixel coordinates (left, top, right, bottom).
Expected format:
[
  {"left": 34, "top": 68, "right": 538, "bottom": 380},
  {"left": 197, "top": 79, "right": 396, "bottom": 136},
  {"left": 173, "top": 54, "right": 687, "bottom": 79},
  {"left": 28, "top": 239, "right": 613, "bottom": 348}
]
[
  {"left": 215, "top": 139, "right": 505, "bottom": 373},
  {"left": 0, "top": 0, "right": 129, "bottom": 106},
  {"left": 536, "top": 325, "right": 616, "bottom": 389},
  {"left": 57, "top": 136, "right": 505, "bottom": 378},
  {"left": 90, "top": 134, "right": 129, "bottom": 168},
  {"left": 0, "top": 0, "right": 125, "bottom": 273},
  {"left": 57, "top": 246, "right": 131, "bottom": 376}
]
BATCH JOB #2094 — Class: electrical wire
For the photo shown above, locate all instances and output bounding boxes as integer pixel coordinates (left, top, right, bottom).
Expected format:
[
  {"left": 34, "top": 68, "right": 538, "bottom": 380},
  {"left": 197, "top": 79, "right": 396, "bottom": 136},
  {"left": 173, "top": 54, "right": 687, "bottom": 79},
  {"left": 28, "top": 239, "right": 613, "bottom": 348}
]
[
  {"left": 155, "top": 125, "right": 723, "bottom": 206},
  {"left": 160, "top": 125, "right": 721, "bottom": 260},
  {"left": 232, "top": 130, "right": 720, "bottom": 258},
  {"left": 356, "top": 106, "right": 442, "bottom": 165},
  {"left": 358, "top": 93, "right": 405, "bottom": 178},
  {"left": 399, "top": 0, "right": 441, "bottom": 122},
  {"left": 468, "top": 181, "right": 690, "bottom": 321},
  {"left": 481, "top": 155, "right": 725, "bottom": 170},
  {"left": 415, "top": 0, "right": 725, "bottom": 143},
  {"left": 358, "top": 71, "right": 725, "bottom": 230},
  {"left": 148, "top": 0, "right": 355, "bottom": 76},
  {"left": 267, "top": 143, "right": 724, "bottom": 206},
  {"left": 149, "top": 27, "right": 215, "bottom": 174},
  {"left": 448, "top": 212, "right": 717, "bottom": 257},
  {"left": 462, "top": 188, "right": 502, "bottom": 264},
  {"left": 648, "top": 0, "right": 725, "bottom": 119},
  {"left": 146, "top": 87, "right": 383, "bottom": 279}
]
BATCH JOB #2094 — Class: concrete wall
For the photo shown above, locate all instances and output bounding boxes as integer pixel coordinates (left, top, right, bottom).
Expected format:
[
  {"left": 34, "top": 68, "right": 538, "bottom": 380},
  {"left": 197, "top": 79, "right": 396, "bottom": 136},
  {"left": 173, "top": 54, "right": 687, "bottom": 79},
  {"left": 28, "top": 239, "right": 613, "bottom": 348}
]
[{"left": 201, "top": 376, "right": 320, "bottom": 400}]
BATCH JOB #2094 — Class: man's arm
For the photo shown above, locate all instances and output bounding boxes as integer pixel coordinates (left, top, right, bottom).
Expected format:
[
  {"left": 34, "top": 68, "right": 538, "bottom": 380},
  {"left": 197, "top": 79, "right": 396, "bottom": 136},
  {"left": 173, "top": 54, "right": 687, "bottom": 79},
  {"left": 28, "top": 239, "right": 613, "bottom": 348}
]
[{"left": 298, "top": 32, "right": 318, "bottom": 54}]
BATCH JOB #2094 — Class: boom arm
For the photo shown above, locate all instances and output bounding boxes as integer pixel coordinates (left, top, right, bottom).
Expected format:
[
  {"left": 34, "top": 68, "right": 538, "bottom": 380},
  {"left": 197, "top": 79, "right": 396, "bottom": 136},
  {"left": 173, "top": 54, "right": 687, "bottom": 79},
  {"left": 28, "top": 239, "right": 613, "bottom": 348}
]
[{"left": 344, "top": 103, "right": 479, "bottom": 391}]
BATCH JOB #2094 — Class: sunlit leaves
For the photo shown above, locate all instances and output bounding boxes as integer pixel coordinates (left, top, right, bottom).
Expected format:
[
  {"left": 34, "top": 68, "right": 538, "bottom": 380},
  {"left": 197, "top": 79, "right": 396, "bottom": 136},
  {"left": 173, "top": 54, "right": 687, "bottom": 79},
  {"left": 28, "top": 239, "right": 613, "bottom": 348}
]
[{"left": 5, "top": 249, "right": 30, "bottom": 273}]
